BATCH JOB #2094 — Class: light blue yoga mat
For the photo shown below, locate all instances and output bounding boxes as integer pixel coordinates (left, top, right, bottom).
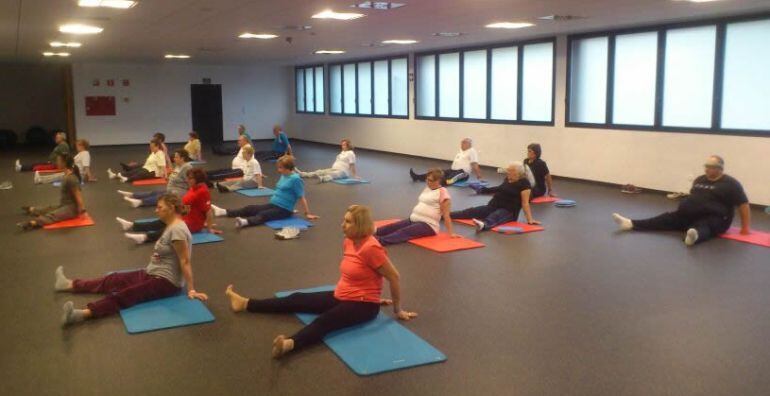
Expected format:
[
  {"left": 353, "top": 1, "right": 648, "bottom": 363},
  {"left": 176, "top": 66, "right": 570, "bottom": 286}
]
[
  {"left": 120, "top": 293, "right": 215, "bottom": 334},
  {"left": 331, "top": 178, "right": 370, "bottom": 185},
  {"left": 134, "top": 218, "right": 223, "bottom": 245},
  {"left": 235, "top": 187, "right": 275, "bottom": 197},
  {"left": 275, "top": 285, "right": 447, "bottom": 376},
  {"left": 264, "top": 216, "right": 314, "bottom": 230},
  {"left": 450, "top": 180, "right": 489, "bottom": 188},
  {"left": 554, "top": 199, "right": 577, "bottom": 207}
]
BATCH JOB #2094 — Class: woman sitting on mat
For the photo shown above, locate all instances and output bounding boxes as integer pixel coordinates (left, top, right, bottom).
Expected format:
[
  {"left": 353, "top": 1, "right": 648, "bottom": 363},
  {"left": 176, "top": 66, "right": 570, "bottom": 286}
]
[
  {"left": 205, "top": 135, "right": 251, "bottom": 182},
  {"left": 18, "top": 153, "right": 85, "bottom": 230},
  {"left": 57, "top": 193, "right": 208, "bottom": 327},
  {"left": 107, "top": 138, "right": 167, "bottom": 183},
  {"left": 185, "top": 131, "right": 202, "bottom": 161},
  {"left": 375, "top": 168, "right": 458, "bottom": 245},
  {"left": 453, "top": 161, "right": 540, "bottom": 232},
  {"left": 612, "top": 155, "right": 750, "bottom": 246},
  {"left": 34, "top": 139, "right": 96, "bottom": 184},
  {"left": 523, "top": 143, "right": 555, "bottom": 199},
  {"left": 15, "top": 131, "right": 70, "bottom": 172},
  {"left": 225, "top": 204, "right": 417, "bottom": 358},
  {"left": 211, "top": 155, "right": 319, "bottom": 228},
  {"left": 297, "top": 139, "right": 358, "bottom": 183},
  {"left": 117, "top": 168, "right": 220, "bottom": 243},
  {"left": 117, "top": 149, "right": 194, "bottom": 208},
  {"left": 215, "top": 145, "right": 264, "bottom": 192}
]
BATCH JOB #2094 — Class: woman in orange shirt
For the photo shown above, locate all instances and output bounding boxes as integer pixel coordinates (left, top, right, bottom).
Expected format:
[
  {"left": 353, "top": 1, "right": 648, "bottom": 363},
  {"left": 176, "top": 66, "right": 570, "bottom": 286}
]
[{"left": 225, "top": 205, "right": 417, "bottom": 358}]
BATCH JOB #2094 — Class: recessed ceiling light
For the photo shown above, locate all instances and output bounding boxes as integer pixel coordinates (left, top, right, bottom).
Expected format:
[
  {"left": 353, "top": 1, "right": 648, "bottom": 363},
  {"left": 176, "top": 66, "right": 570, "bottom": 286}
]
[
  {"left": 78, "top": 0, "right": 137, "bottom": 9},
  {"left": 165, "top": 54, "right": 190, "bottom": 59},
  {"left": 50, "top": 41, "right": 82, "bottom": 48},
  {"left": 315, "top": 49, "right": 346, "bottom": 54},
  {"left": 382, "top": 39, "right": 418, "bottom": 45},
  {"left": 238, "top": 33, "right": 279, "bottom": 39},
  {"left": 351, "top": 2, "right": 405, "bottom": 9},
  {"left": 486, "top": 22, "right": 534, "bottom": 29},
  {"left": 43, "top": 52, "right": 70, "bottom": 57},
  {"left": 312, "top": 10, "right": 365, "bottom": 20},
  {"left": 59, "top": 24, "right": 103, "bottom": 34},
  {"left": 432, "top": 32, "right": 463, "bottom": 37}
]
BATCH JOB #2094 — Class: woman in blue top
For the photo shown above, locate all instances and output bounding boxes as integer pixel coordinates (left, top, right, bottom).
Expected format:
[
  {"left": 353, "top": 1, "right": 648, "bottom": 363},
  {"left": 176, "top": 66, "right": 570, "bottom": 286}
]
[
  {"left": 255, "top": 125, "right": 292, "bottom": 162},
  {"left": 211, "top": 155, "right": 319, "bottom": 228}
]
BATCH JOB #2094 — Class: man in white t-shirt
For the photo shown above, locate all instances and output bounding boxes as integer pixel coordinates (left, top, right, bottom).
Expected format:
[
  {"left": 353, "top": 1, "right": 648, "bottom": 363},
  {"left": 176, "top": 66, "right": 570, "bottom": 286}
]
[
  {"left": 297, "top": 139, "right": 358, "bottom": 183},
  {"left": 410, "top": 138, "right": 484, "bottom": 185},
  {"left": 216, "top": 145, "right": 264, "bottom": 192}
]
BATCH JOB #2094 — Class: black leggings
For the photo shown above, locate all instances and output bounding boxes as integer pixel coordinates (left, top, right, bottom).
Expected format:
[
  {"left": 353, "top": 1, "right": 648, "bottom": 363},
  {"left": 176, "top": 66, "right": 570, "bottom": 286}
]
[
  {"left": 247, "top": 291, "right": 379, "bottom": 351},
  {"left": 206, "top": 168, "right": 243, "bottom": 181},
  {"left": 122, "top": 167, "right": 155, "bottom": 182},
  {"left": 130, "top": 219, "right": 165, "bottom": 242},
  {"left": 632, "top": 210, "right": 731, "bottom": 244},
  {"left": 413, "top": 168, "right": 468, "bottom": 186},
  {"left": 531, "top": 185, "right": 546, "bottom": 199},
  {"left": 226, "top": 203, "right": 292, "bottom": 226},
  {"left": 255, "top": 150, "right": 282, "bottom": 162}
]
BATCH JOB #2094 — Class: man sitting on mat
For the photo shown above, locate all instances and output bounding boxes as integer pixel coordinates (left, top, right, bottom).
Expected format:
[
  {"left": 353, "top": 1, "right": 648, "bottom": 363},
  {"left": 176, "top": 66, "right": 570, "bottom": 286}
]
[
  {"left": 254, "top": 124, "right": 292, "bottom": 162},
  {"left": 225, "top": 204, "right": 417, "bottom": 358},
  {"left": 57, "top": 193, "right": 208, "bottom": 327},
  {"left": 523, "top": 143, "right": 556, "bottom": 199},
  {"left": 107, "top": 138, "right": 167, "bottom": 183},
  {"left": 210, "top": 155, "right": 319, "bottom": 228},
  {"left": 15, "top": 131, "right": 70, "bottom": 172},
  {"left": 212, "top": 124, "right": 254, "bottom": 156},
  {"left": 296, "top": 138, "right": 358, "bottom": 183},
  {"left": 34, "top": 139, "right": 96, "bottom": 184},
  {"left": 453, "top": 161, "right": 540, "bottom": 232},
  {"left": 118, "top": 149, "right": 194, "bottom": 208},
  {"left": 215, "top": 145, "right": 264, "bottom": 192},
  {"left": 118, "top": 168, "right": 221, "bottom": 243},
  {"left": 205, "top": 135, "right": 252, "bottom": 182},
  {"left": 410, "top": 137, "right": 484, "bottom": 185},
  {"left": 613, "top": 155, "right": 750, "bottom": 246},
  {"left": 18, "top": 153, "right": 85, "bottom": 230},
  {"left": 375, "top": 168, "right": 459, "bottom": 245}
]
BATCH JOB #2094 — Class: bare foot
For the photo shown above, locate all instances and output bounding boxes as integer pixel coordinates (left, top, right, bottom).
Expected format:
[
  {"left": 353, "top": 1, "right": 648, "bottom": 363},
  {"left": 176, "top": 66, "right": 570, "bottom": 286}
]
[
  {"left": 225, "top": 285, "right": 248, "bottom": 312},
  {"left": 272, "top": 335, "right": 294, "bottom": 359}
]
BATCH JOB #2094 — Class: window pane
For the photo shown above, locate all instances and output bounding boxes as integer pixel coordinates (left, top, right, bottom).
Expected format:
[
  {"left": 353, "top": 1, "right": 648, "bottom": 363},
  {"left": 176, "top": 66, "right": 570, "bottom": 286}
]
[
  {"left": 343, "top": 63, "right": 357, "bottom": 114},
  {"left": 329, "top": 65, "right": 342, "bottom": 113},
  {"left": 613, "top": 32, "right": 657, "bottom": 126},
  {"left": 314, "top": 66, "right": 324, "bottom": 113},
  {"left": 438, "top": 52, "right": 460, "bottom": 118},
  {"left": 417, "top": 55, "right": 436, "bottom": 117},
  {"left": 722, "top": 19, "right": 770, "bottom": 131},
  {"left": 391, "top": 58, "right": 408, "bottom": 116},
  {"left": 569, "top": 37, "right": 607, "bottom": 123},
  {"left": 357, "top": 62, "right": 372, "bottom": 114},
  {"left": 304, "top": 68, "right": 314, "bottom": 112},
  {"left": 463, "top": 50, "right": 487, "bottom": 119},
  {"left": 373, "top": 60, "right": 389, "bottom": 115},
  {"left": 490, "top": 46, "right": 518, "bottom": 120},
  {"left": 521, "top": 42, "right": 554, "bottom": 122},
  {"left": 662, "top": 25, "right": 716, "bottom": 128},
  {"left": 296, "top": 69, "right": 305, "bottom": 112}
]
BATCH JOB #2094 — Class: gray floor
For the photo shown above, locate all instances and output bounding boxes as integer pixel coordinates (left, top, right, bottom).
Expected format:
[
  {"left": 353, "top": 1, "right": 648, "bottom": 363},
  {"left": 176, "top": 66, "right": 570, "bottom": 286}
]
[{"left": 1, "top": 141, "right": 769, "bottom": 396}]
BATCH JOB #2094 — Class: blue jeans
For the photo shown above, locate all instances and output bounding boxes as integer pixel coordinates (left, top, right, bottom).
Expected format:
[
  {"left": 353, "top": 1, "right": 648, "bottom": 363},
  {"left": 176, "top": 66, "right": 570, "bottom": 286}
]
[
  {"left": 375, "top": 219, "right": 435, "bottom": 245},
  {"left": 451, "top": 205, "right": 518, "bottom": 230}
]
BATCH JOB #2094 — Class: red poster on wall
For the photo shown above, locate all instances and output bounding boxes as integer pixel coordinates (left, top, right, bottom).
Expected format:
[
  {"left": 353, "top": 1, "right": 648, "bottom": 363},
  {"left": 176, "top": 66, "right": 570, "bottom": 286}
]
[{"left": 85, "top": 96, "right": 116, "bottom": 116}]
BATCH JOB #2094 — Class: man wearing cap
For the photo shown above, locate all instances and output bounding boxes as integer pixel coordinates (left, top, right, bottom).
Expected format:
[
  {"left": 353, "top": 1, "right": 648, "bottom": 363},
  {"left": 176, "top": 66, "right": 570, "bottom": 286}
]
[{"left": 612, "top": 155, "right": 751, "bottom": 246}]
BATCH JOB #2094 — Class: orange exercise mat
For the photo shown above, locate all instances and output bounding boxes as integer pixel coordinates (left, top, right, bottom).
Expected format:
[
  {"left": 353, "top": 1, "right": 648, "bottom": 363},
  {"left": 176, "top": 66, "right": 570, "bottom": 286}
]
[
  {"left": 719, "top": 227, "right": 770, "bottom": 248},
  {"left": 43, "top": 213, "right": 95, "bottom": 229},
  {"left": 454, "top": 219, "right": 544, "bottom": 234},
  {"left": 132, "top": 178, "right": 167, "bottom": 186}
]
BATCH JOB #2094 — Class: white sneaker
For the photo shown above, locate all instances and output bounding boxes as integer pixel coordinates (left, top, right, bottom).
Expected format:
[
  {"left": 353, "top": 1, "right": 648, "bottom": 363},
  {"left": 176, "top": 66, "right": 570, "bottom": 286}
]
[
  {"left": 124, "top": 196, "right": 142, "bottom": 208},
  {"left": 117, "top": 190, "right": 133, "bottom": 197},
  {"left": 318, "top": 175, "right": 332, "bottom": 183},
  {"left": 684, "top": 228, "right": 699, "bottom": 246},
  {"left": 117, "top": 173, "right": 128, "bottom": 183},
  {"left": 235, "top": 217, "right": 249, "bottom": 228},
  {"left": 33, "top": 172, "right": 42, "bottom": 184},
  {"left": 472, "top": 218, "right": 485, "bottom": 232},
  {"left": 116, "top": 217, "right": 134, "bottom": 231},
  {"left": 107, "top": 168, "right": 117, "bottom": 179},
  {"left": 124, "top": 232, "right": 147, "bottom": 244},
  {"left": 0, "top": 181, "right": 12, "bottom": 190},
  {"left": 612, "top": 213, "right": 633, "bottom": 231},
  {"left": 275, "top": 227, "right": 301, "bottom": 240},
  {"left": 15, "top": 159, "right": 21, "bottom": 172},
  {"left": 211, "top": 204, "right": 227, "bottom": 217}
]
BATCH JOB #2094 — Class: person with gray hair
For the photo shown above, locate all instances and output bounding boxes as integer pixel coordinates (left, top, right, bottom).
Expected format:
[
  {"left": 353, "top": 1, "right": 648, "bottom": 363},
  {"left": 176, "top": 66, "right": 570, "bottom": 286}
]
[
  {"left": 451, "top": 161, "right": 539, "bottom": 232},
  {"left": 613, "top": 155, "right": 751, "bottom": 246},
  {"left": 410, "top": 137, "right": 484, "bottom": 185},
  {"left": 15, "top": 131, "right": 70, "bottom": 172}
]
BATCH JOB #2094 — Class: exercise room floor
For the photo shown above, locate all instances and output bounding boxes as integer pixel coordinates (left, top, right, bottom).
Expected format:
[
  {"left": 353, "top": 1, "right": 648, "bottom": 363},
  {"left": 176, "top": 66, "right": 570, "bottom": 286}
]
[{"left": 1, "top": 141, "right": 769, "bottom": 396}]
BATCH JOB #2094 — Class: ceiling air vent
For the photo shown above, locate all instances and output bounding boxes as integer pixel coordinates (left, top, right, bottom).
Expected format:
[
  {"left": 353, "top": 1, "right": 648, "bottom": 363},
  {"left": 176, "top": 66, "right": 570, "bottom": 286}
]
[{"left": 351, "top": 2, "right": 405, "bottom": 10}]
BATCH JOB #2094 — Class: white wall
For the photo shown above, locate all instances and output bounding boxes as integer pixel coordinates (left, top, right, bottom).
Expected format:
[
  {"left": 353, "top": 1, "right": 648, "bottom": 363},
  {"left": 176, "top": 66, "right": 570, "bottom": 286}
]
[
  {"left": 287, "top": 35, "right": 770, "bottom": 205},
  {"left": 72, "top": 62, "right": 289, "bottom": 145}
]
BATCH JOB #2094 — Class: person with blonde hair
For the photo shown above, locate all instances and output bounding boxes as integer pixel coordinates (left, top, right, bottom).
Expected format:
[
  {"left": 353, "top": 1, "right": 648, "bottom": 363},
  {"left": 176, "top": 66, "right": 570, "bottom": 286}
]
[
  {"left": 185, "top": 131, "right": 202, "bottom": 161},
  {"left": 297, "top": 139, "right": 358, "bottom": 183},
  {"left": 225, "top": 205, "right": 417, "bottom": 358}
]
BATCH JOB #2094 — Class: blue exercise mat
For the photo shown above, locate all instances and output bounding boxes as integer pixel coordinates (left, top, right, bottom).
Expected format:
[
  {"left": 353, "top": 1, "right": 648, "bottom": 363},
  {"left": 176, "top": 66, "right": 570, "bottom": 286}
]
[
  {"left": 192, "top": 231, "right": 224, "bottom": 244},
  {"left": 119, "top": 293, "right": 215, "bottom": 334},
  {"left": 450, "top": 180, "right": 489, "bottom": 188},
  {"left": 264, "top": 216, "right": 314, "bottom": 230},
  {"left": 275, "top": 285, "right": 447, "bottom": 376},
  {"left": 554, "top": 199, "right": 576, "bottom": 207},
  {"left": 331, "top": 178, "right": 370, "bottom": 185},
  {"left": 236, "top": 187, "right": 275, "bottom": 197}
]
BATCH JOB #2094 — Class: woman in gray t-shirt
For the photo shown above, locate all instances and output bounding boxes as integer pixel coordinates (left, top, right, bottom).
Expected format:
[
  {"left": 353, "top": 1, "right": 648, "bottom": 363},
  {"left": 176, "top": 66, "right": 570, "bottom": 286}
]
[
  {"left": 56, "top": 193, "right": 208, "bottom": 326},
  {"left": 18, "top": 153, "right": 85, "bottom": 230},
  {"left": 118, "top": 149, "right": 194, "bottom": 208}
]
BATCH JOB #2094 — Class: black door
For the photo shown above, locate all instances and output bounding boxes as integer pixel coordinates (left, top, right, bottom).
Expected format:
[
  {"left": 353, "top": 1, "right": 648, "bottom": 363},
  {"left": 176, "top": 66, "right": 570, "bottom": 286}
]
[{"left": 190, "top": 84, "right": 223, "bottom": 145}]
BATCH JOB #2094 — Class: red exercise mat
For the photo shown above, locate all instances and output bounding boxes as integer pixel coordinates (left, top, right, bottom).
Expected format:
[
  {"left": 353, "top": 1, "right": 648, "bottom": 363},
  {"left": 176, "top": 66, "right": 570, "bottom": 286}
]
[
  {"left": 454, "top": 219, "right": 544, "bottom": 234},
  {"left": 36, "top": 169, "right": 63, "bottom": 174},
  {"left": 43, "top": 213, "right": 95, "bottom": 229},
  {"left": 374, "top": 219, "right": 401, "bottom": 229},
  {"left": 719, "top": 227, "right": 770, "bottom": 248},
  {"left": 132, "top": 178, "right": 167, "bottom": 186},
  {"left": 407, "top": 233, "right": 485, "bottom": 253},
  {"left": 531, "top": 196, "right": 559, "bottom": 204}
]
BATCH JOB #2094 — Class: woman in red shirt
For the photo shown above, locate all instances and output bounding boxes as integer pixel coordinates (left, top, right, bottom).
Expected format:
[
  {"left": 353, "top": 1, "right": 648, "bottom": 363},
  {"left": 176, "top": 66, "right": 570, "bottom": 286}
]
[
  {"left": 116, "top": 168, "right": 221, "bottom": 243},
  {"left": 225, "top": 205, "right": 417, "bottom": 358}
]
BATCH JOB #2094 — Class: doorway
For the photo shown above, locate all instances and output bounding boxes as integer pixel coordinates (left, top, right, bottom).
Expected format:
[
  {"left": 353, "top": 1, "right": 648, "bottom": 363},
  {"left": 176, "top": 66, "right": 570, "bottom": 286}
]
[{"left": 190, "top": 84, "right": 223, "bottom": 145}]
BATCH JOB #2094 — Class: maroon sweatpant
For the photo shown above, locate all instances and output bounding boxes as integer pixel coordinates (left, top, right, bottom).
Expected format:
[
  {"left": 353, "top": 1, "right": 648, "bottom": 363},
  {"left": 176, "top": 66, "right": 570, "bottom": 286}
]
[{"left": 72, "top": 270, "right": 180, "bottom": 318}]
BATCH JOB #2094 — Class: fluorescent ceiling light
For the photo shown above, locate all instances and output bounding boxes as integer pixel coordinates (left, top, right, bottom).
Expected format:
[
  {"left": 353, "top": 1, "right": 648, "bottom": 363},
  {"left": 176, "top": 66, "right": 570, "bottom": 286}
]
[
  {"left": 312, "top": 10, "right": 365, "bottom": 20},
  {"left": 165, "top": 54, "right": 190, "bottom": 59},
  {"left": 50, "top": 41, "right": 82, "bottom": 48},
  {"left": 78, "top": 0, "right": 137, "bottom": 9},
  {"left": 486, "top": 22, "right": 534, "bottom": 29},
  {"left": 59, "top": 24, "right": 103, "bottom": 34},
  {"left": 239, "top": 33, "right": 278, "bottom": 39},
  {"left": 382, "top": 39, "right": 418, "bottom": 45},
  {"left": 315, "top": 50, "right": 346, "bottom": 54},
  {"left": 43, "top": 52, "right": 70, "bottom": 57}
]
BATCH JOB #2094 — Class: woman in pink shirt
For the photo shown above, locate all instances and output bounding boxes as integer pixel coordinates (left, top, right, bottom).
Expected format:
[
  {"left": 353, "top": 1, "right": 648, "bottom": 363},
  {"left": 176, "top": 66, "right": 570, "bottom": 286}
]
[{"left": 225, "top": 205, "right": 417, "bottom": 358}]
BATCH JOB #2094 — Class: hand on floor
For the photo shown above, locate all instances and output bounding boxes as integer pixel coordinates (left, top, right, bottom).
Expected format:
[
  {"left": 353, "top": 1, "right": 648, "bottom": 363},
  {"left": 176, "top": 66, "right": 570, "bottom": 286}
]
[
  {"left": 396, "top": 310, "right": 418, "bottom": 321},
  {"left": 188, "top": 290, "right": 209, "bottom": 301}
]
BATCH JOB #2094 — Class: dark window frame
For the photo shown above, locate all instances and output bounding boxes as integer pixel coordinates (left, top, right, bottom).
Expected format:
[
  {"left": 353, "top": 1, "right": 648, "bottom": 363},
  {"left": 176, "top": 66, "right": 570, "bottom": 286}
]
[
  {"left": 294, "top": 64, "right": 325, "bottom": 115},
  {"left": 327, "top": 54, "right": 410, "bottom": 119}
]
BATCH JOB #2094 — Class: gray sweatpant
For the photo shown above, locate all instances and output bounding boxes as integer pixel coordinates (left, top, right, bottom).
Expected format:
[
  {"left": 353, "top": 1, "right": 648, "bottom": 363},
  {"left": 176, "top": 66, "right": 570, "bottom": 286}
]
[
  {"left": 220, "top": 178, "right": 260, "bottom": 191},
  {"left": 298, "top": 168, "right": 347, "bottom": 180},
  {"left": 30, "top": 205, "right": 79, "bottom": 225}
]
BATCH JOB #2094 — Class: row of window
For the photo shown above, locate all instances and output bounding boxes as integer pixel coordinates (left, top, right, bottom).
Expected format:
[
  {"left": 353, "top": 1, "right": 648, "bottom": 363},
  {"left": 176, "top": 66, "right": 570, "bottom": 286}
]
[{"left": 328, "top": 57, "right": 409, "bottom": 117}]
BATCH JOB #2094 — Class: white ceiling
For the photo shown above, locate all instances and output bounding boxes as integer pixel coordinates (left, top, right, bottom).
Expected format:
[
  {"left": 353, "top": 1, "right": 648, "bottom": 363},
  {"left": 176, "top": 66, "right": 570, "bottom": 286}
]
[{"left": 2, "top": 0, "right": 769, "bottom": 65}]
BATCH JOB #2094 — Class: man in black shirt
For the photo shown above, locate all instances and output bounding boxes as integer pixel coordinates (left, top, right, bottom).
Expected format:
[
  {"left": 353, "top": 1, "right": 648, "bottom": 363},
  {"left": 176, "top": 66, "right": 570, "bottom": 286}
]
[{"left": 613, "top": 155, "right": 751, "bottom": 246}]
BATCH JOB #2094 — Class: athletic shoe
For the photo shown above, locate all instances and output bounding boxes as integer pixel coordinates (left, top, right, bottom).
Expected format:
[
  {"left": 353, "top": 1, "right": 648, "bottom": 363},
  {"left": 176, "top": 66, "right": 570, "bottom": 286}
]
[
  {"left": 684, "top": 228, "right": 699, "bottom": 246},
  {"left": 275, "top": 227, "right": 300, "bottom": 240},
  {"left": 612, "top": 213, "right": 633, "bottom": 231},
  {"left": 0, "top": 180, "right": 12, "bottom": 190},
  {"left": 33, "top": 172, "right": 42, "bottom": 184},
  {"left": 15, "top": 159, "right": 21, "bottom": 172}
]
